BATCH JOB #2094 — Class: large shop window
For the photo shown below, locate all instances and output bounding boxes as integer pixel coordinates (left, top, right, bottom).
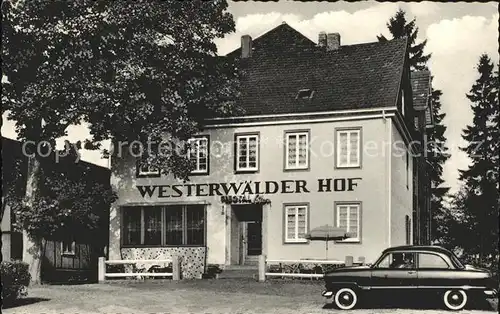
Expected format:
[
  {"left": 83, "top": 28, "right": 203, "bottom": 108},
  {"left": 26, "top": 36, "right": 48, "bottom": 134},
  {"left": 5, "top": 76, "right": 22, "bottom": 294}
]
[
  {"left": 188, "top": 136, "right": 209, "bottom": 174},
  {"left": 335, "top": 203, "right": 361, "bottom": 242},
  {"left": 235, "top": 134, "right": 259, "bottom": 172},
  {"left": 336, "top": 128, "right": 361, "bottom": 168},
  {"left": 285, "top": 131, "right": 309, "bottom": 170},
  {"left": 122, "top": 205, "right": 205, "bottom": 246},
  {"left": 284, "top": 204, "right": 308, "bottom": 243}
]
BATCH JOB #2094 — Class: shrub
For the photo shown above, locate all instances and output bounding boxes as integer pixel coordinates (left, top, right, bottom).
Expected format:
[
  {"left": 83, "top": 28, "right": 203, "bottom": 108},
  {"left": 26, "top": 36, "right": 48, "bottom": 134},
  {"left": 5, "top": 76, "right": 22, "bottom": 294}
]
[
  {"left": 203, "top": 264, "right": 223, "bottom": 279},
  {"left": 148, "top": 264, "right": 173, "bottom": 279},
  {"left": 1, "top": 261, "right": 31, "bottom": 303}
]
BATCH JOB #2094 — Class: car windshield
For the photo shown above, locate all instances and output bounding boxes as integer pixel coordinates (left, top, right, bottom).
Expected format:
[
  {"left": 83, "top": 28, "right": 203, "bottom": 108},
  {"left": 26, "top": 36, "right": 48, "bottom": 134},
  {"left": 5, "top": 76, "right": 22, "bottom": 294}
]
[{"left": 449, "top": 251, "right": 465, "bottom": 269}]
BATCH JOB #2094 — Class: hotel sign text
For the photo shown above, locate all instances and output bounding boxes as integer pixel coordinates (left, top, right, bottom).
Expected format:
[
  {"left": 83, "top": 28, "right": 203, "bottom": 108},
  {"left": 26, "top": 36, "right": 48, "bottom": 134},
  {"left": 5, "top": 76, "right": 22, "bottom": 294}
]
[{"left": 136, "top": 178, "right": 361, "bottom": 198}]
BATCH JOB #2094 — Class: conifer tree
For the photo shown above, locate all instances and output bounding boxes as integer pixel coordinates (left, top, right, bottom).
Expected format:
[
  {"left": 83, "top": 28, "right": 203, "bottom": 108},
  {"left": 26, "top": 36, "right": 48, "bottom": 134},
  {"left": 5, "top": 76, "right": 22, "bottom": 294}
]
[
  {"left": 378, "top": 9, "right": 450, "bottom": 243},
  {"left": 377, "top": 8, "right": 430, "bottom": 71},
  {"left": 458, "top": 54, "right": 499, "bottom": 264}
]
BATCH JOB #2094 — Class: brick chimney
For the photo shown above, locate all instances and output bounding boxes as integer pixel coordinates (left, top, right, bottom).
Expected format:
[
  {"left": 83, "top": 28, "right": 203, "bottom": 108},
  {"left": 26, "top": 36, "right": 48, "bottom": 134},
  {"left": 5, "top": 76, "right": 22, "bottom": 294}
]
[
  {"left": 326, "top": 33, "right": 341, "bottom": 51},
  {"left": 241, "top": 35, "right": 252, "bottom": 58},
  {"left": 318, "top": 32, "right": 327, "bottom": 48}
]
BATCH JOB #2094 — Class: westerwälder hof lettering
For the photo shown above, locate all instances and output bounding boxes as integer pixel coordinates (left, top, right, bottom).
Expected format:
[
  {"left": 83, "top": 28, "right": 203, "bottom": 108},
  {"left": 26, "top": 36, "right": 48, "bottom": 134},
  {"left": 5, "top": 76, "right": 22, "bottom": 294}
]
[{"left": 136, "top": 178, "right": 362, "bottom": 198}]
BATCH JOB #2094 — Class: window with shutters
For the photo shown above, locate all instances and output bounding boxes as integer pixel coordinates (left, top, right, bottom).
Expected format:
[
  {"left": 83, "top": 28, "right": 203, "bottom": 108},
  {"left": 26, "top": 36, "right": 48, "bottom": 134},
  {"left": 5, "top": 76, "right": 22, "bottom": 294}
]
[
  {"left": 284, "top": 204, "right": 308, "bottom": 243},
  {"left": 235, "top": 133, "right": 259, "bottom": 172},
  {"left": 336, "top": 128, "right": 361, "bottom": 168},
  {"left": 335, "top": 203, "right": 361, "bottom": 242},
  {"left": 285, "top": 131, "right": 309, "bottom": 170},
  {"left": 188, "top": 136, "right": 209, "bottom": 174}
]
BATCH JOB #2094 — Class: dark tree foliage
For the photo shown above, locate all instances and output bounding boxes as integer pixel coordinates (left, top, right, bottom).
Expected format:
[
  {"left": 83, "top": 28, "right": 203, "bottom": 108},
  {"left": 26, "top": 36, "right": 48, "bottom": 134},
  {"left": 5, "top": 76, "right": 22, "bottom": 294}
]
[
  {"left": 2, "top": 0, "right": 238, "bottom": 281},
  {"left": 378, "top": 9, "right": 450, "bottom": 244},
  {"left": 2, "top": 0, "right": 240, "bottom": 180},
  {"left": 8, "top": 143, "right": 117, "bottom": 241},
  {"left": 427, "top": 85, "right": 451, "bottom": 241},
  {"left": 377, "top": 8, "right": 431, "bottom": 71}
]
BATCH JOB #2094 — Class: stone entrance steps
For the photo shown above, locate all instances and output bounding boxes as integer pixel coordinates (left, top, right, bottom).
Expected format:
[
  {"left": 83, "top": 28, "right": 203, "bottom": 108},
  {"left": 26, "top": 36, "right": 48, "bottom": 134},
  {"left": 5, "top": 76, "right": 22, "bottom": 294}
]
[{"left": 218, "top": 265, "right": 258, "bottom": 279}]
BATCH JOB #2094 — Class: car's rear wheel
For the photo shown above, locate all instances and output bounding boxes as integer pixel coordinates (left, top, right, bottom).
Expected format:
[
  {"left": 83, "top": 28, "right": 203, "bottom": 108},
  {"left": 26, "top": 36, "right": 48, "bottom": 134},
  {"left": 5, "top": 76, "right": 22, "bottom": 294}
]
[
  {"left": 443, "top": 289, "right": 467, "bottom": 311},
  {"left": 334, "top": 288, "right": 358, "bottom": 310}
]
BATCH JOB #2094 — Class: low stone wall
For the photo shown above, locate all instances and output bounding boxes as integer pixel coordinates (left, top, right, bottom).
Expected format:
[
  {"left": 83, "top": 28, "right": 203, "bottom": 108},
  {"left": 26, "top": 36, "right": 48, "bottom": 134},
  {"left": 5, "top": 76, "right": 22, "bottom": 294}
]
[{"left": 120, "top": 247, "right": 206, "bottom": 279}]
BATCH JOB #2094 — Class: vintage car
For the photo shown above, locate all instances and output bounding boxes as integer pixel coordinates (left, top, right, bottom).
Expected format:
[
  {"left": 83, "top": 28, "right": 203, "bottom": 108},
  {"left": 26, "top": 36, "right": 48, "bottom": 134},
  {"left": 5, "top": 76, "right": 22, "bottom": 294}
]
[{"left": 322, "top": 245, "right": 497, "bottom": 311}]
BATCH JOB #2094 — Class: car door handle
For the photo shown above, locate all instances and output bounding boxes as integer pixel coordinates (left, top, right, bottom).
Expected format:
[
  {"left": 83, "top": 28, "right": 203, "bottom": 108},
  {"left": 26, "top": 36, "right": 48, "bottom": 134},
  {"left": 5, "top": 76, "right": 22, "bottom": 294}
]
[{"left": 407, "top": 271, "right": 416, "bottom": 275}]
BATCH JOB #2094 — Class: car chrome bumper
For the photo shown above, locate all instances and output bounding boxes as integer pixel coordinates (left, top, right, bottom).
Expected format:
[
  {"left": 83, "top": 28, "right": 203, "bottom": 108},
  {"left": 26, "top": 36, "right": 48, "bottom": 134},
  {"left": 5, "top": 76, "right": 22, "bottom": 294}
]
[
  {"left": 322, "top": 290, "right": 334, "bottom": 298},
  {"left": 484, "top": 289, "right": 497, "bottom": 298}
]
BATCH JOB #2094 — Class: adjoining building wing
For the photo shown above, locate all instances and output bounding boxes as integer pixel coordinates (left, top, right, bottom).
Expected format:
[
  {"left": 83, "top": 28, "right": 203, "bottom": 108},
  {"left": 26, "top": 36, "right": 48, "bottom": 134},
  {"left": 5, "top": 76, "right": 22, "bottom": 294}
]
[{"left": 410, "top": 70, "right": 434, "bottom": 129}]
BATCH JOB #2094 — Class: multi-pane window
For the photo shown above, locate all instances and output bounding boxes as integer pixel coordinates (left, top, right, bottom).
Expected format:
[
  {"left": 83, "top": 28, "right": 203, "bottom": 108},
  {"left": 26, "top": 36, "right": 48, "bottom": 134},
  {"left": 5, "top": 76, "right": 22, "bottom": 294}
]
[
  {"left": 136, "top": 153, "right": 160, "bottom": 177},
  {"left": 188, "top": 137, "right": 209, "bottom": 174},
  {"left": 165, "top": 205, "right": 205, "bottom": 246},
  {"left": 144, "top": 206, "right": 162, "bottom": 245},
  {"left": 122, "top": 205, "right": 205, "bottom": 246},
  {"left": 414, "top": 116, "right": 420, "bottom": 130},
  {"left": 61, "top": 240, "right": 76, "bottom": 255},
  {"left": 335, "top": 203, "right": 361, "bottom": 242},
  {"left": 123, "top": 207, "right": 141, "bottom": 245},
  {"left": 165, "top": 205, "right": 183, "bottom": 245},
  {"left": 336, "top": 129, "right": 361, "bottom": 168},
  {"left": 236, "top": 134, "right": 259, "bottom": 171},
  {"left": 285, "top": 131, "right": 309, "bottom": 170},
  {"left": 284, "top": 205, "right": 308, "bottom": 243}
]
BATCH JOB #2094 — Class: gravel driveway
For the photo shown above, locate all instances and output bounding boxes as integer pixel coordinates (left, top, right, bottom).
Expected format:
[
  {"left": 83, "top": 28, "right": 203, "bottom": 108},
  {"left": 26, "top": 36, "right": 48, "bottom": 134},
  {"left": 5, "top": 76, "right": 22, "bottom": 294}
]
[{"left": 3, "top": 279, "right": 497, "bottom": 314}]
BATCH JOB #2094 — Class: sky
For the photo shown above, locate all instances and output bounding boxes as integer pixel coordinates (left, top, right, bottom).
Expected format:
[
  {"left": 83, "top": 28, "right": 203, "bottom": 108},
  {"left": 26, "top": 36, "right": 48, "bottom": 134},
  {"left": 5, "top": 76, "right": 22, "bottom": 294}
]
[{"left": 1, "top": 1, "right": 498, "bottom": 195}]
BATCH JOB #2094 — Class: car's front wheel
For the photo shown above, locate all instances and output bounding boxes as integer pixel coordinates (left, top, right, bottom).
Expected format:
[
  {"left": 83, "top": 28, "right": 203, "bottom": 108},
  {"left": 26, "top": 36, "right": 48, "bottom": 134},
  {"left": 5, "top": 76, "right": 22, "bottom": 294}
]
[
  {"left": 334, "top": 287, "right": 358, "bottom": 310},
  {"left": 443, "top": 289, "right": 467, "bottom": 311}
]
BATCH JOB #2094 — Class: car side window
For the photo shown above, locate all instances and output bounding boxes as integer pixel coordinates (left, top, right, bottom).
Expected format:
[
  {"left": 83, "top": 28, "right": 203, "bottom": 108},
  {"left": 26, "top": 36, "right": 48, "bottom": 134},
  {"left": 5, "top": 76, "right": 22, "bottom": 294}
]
[
  {"left": 376, "top": 252, "right": 416, "bottom": 269},
  {"left": 418, "top": 253, "right": 450, "bottom": 269},
  {"left": 376, "top": 254, "right": 392, "bottom": 268}
]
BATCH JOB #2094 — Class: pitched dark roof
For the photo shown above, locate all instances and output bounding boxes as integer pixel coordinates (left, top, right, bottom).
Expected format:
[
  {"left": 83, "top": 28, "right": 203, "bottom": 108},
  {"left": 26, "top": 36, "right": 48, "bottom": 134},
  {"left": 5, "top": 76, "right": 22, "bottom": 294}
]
[
  {"left": 226, "top": 22, "right": 317, "bottom": 59},
  {"left": 230, "top": 35, "right": 408, "bottom": 116}
]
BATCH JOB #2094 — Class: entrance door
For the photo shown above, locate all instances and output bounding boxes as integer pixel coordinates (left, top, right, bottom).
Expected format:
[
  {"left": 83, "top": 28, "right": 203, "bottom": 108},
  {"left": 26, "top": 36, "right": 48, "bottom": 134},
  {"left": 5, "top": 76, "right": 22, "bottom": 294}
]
[
  {"left": 246, "top": 221, "right": 262, "bottom": 257},
  {"left": 231, "top": 204, "right": 263, "bottom": 266},
  {"left": 239, "top": 221, "right": 262, "bottom": 265}
]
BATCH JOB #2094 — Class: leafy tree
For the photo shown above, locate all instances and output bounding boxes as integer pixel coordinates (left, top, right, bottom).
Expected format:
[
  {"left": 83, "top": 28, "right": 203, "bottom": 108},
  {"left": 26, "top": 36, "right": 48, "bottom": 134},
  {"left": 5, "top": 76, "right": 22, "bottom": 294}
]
[
  {"left": 458, "top": 54, "right": 499, "bottom": 264},
  {"left": 377, "top": 9, "right": 450, "bottom": 244},
  {"left": 377, "top": 8, "right": 430, "bottom": 71},
  {"left": 8, "top": 144, "right": 117, "bottom": 241},
  {"left": 2, "top": 0, "right": 238, "bottom": 282}
]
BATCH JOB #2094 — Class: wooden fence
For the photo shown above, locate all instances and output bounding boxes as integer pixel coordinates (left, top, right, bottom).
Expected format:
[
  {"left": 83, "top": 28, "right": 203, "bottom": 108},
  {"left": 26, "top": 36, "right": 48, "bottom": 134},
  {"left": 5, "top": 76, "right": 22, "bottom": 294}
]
[
  {"left": 259, "top": 255, "right": 366, "bottom": 281},
  {"left": 98, "top": 257, "right": 180, "bottom": 281}
]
